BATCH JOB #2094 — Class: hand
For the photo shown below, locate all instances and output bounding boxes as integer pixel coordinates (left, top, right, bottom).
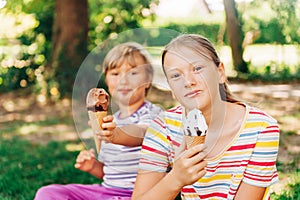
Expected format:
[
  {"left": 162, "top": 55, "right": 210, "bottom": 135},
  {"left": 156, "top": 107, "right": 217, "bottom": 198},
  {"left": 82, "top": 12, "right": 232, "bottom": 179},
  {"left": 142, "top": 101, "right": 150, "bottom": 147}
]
[
  {"left": 96, "top": 115, "right": 116, "bottom": 143},
  {"left": 74, "top": 149, "right": 97, "bottom": 172},
  {"left": 170, "top": 143, "right": 207, "bottom": 188}
]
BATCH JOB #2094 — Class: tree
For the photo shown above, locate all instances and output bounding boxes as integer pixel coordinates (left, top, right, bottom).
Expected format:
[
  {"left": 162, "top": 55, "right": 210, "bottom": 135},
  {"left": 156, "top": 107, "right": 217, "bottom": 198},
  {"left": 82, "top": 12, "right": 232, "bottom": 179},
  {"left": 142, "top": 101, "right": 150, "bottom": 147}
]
[
  {"left": 51, "top": 0, "right": 156, "bottom": 97},
  {"left": 1, "top": 0, "right": 157, "bottom": 96},
  {"left": 50, "top": 0, "right": 89, "bottom": 97},
  {"left": 223, "top": 0, "right": 248, "bottom": 73}
]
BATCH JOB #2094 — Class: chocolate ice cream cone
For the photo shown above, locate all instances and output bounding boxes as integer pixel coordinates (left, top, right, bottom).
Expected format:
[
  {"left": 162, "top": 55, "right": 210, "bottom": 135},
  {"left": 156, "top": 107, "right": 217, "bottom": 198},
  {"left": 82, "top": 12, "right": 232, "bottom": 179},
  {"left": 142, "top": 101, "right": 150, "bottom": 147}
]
[{"left": 86, "top": 88, "right": 109, "bottom": 154}]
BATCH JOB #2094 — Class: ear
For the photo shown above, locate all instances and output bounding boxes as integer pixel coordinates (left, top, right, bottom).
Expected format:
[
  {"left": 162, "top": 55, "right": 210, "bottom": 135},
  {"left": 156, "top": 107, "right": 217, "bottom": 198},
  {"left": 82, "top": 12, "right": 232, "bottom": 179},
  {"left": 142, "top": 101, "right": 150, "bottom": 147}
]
[
  {"left": 145, "top": 82, "right": 151, "bottom": 89},
  {"left": 217, "top": 62, "right": 226, "bottom": 84}
]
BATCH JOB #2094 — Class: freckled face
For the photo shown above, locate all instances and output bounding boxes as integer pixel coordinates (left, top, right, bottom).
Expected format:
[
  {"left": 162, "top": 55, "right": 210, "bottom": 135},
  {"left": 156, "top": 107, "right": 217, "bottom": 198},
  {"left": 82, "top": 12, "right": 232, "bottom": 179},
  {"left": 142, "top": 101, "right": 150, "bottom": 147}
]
[{"left": 163, "top": 50, "right": 222, "bottom": 111}]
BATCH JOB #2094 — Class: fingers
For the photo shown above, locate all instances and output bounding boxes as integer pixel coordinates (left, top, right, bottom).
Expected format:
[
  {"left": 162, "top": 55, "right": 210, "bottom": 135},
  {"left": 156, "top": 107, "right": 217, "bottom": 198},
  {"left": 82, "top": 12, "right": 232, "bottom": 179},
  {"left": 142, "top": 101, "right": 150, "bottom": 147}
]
[
  {"left": 101, "top": 116, "right": 116, "bottom": 133},
  {"left": 174, "top": 143, "right": 207, "bottom": 177},
  {"left": 188, "top": 158, "right": 207, "bottom": 174},
  {"left": 101, "top": 121, "right": 116, "bottom": 130},
  {"left": 75, "top": 149, "right": 95, "bottom": 163},
  {"left": 185, "top": 144, "right": 207, "bottom": 159},
  {"left": 74, "top": 149, "right": 96, "bottom": 171},
  {"left": 102, "top": 115, "right": 113, "bottom": 123},
  {"left": 97, "top": 116, "right": 116, "bottom": 142},
  {"left": 88, "top": 148, "right": 96, "bottom": 156}
]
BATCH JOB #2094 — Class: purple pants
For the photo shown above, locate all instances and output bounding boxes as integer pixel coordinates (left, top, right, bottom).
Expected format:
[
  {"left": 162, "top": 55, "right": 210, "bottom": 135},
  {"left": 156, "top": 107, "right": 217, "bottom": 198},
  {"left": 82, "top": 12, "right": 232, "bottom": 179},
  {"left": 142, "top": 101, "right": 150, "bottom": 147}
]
[{"left": 34, "top": 184, "right": 132, "bottom": 200}]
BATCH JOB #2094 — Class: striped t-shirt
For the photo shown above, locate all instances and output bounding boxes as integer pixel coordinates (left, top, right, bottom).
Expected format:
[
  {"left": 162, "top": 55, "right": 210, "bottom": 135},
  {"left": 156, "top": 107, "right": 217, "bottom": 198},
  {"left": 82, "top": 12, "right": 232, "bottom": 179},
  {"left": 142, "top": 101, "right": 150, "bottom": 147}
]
[
  {"left": 98, "top": 101, "right": 162, "bottom": 191},
  {"left": 139, "top": 104, "right": 279, "bottom": 199}
]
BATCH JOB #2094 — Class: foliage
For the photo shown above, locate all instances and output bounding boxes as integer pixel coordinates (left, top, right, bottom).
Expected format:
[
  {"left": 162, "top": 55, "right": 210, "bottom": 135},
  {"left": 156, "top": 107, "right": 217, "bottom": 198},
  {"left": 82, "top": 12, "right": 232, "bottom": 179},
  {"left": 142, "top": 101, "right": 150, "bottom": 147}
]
[
  {"left": 0, "top": 0, "right": 53, "bottom": 93},
  {"left": 88, "top": 0, "right": 158, "bottom": 49},
  {"left": 162, "top": 23, "right": 226, "bottom": 45},
  {"left": 232, "top": 63, "right": 300, "bottom": 83},
  {"left": 254, "top": 18, "right": 286, "bottom": 44},
  {"left": 240, "top": 0, "right": 300, "bottom": 44},
  {"left": 271, "top": 172, "right": 300, "bottom": 200},
  {"left": 269, "top": 0, "right": 300, "bottom": 44}
]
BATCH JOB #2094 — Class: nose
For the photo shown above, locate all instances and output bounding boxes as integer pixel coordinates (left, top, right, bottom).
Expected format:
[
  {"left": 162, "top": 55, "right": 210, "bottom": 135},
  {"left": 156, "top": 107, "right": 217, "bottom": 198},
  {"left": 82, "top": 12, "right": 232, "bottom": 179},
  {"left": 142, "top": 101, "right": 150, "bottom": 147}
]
[
  {"left": 183, "top": 72, "right": 196, "bottom": 88},
  {"left": 119, "top": 73, "right": 129, "bottom": 85}
]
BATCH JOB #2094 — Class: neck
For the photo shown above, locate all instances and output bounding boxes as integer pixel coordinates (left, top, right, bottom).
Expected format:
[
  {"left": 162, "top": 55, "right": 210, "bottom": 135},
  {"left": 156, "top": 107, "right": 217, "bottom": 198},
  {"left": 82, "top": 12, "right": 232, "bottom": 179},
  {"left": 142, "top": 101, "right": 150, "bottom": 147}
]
[
  {"left": 202, "top": 100, "right": 227, "bottom": 131},
  {"left": 118, "top": 99, "right": 145, "bottom": 118}
]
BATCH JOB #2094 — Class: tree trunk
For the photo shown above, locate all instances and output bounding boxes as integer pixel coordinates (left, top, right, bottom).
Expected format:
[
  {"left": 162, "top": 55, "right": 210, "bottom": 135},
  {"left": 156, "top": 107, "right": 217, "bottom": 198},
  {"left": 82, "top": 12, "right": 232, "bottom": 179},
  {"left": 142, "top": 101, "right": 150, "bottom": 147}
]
[
  {"left": 223, "top": 0, "right": 248, "bottom": 73},
  {"left": 51, "top": 0, "right": 88, "bottom": 97}
]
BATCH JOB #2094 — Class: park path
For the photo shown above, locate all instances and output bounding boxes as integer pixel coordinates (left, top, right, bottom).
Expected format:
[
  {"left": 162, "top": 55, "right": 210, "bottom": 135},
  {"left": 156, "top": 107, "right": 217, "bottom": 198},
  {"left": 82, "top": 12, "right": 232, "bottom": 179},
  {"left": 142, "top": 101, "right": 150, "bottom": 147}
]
[{"left": 230, "top": 83, "right": 300, "bottom": 99}]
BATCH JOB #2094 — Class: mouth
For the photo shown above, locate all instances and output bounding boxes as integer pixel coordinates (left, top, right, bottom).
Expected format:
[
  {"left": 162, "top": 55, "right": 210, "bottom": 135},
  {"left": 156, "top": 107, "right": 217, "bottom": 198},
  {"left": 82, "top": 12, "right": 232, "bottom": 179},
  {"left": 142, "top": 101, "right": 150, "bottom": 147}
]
[
  {"left": 118, "top": 88, "right": 132, "bottom": 93},
  {"left": 184, "top": 90, "right": 202, "bottom": 98}
]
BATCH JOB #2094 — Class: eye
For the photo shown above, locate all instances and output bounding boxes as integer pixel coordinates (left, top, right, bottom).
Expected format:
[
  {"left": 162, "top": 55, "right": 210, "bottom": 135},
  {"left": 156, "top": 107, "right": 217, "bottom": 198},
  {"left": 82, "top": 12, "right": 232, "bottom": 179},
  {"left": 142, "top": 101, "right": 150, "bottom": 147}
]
[
  {"left": 169, "top": 72, "right": 181, "bottom": 79},
  {"left": 193, "top": 65, "right": 202, "bottom": 72},
  {"left": 108, "top": 70, "right": 119, "bottom": 76},
  {"left": 111, "top": 72, "right": 119, "bottom": 76},
  {"left": 129, "top": 69, "right": 139, "bottom": 76}
]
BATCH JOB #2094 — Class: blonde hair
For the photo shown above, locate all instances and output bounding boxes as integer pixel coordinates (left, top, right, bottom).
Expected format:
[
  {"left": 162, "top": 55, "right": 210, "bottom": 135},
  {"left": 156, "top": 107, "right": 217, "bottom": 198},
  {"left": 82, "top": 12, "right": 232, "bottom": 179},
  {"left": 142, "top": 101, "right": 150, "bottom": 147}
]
[
  {"left": 162, "top": 34, "right": 240, "bottom": 103},
  {"left": 103, "top": 42, "right": 154, "bottom": 95}
]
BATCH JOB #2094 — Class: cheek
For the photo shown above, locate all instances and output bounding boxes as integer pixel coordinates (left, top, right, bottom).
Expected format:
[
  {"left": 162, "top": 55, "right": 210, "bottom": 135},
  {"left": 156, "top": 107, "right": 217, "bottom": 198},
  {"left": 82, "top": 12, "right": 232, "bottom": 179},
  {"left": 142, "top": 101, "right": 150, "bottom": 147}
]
[
  {"left": 133, "top": 75, "right": 149, "bottom": 86},
  {"left": 169, "top": 82, "right": 183, "bottom": 99},
  {"left": 106, "top": 79, "right": 117, "bottom": 93}
]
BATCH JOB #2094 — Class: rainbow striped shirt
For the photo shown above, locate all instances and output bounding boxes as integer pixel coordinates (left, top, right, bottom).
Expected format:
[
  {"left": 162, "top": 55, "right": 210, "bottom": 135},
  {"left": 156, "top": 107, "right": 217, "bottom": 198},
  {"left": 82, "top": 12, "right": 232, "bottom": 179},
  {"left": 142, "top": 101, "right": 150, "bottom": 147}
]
[{"left": 139, "top": 105, "right": 279, "bottom": 199}]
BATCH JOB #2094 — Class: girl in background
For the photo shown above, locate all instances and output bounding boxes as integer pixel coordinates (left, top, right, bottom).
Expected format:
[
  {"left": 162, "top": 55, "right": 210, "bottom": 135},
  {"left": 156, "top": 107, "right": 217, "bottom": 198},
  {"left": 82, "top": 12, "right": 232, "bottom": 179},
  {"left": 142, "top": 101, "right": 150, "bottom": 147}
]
[{"left": 35, "top": 42, "right": 162, "bottom": 200}]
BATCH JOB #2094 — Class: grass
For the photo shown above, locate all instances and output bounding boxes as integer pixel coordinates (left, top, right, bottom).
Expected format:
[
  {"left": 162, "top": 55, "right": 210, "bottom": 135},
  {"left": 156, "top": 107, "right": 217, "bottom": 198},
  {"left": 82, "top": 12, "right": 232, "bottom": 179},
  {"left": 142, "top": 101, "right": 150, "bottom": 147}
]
[{"left": 0, "top": 138, "right": 99, "bottom": 199}]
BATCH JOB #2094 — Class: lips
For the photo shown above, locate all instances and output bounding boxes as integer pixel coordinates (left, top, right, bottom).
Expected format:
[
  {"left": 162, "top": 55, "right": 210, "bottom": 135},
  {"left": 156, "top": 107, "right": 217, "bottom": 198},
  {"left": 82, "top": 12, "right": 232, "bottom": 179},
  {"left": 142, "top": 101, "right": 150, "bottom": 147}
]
[
  {"left": 184, "top": 90, "right": 202, "bottom": 98},
  {"left": 118, "top": 88, "right": 132, "bottom": 93}
]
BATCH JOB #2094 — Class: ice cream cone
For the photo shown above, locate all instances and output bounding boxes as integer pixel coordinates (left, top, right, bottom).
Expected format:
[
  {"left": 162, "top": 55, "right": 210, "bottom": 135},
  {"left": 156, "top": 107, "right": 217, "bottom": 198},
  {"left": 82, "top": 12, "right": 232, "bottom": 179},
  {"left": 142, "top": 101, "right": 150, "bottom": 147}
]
[
  {"left": 88, "top": 111, "right": 107, "bottom": 154},
  {"left": 185, "top": 135, "right": 206, "bottom": 149},
  {"left": 86, "top": 88, "right": 109, "bottom": 154}
]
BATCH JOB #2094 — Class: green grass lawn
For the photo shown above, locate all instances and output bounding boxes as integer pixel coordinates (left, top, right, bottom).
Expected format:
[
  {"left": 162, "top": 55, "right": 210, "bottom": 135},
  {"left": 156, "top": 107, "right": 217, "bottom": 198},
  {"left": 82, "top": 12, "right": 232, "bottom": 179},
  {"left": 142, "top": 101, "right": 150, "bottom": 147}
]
[{"left": 0, "top": 138, "right": 100, "bottom": 199}]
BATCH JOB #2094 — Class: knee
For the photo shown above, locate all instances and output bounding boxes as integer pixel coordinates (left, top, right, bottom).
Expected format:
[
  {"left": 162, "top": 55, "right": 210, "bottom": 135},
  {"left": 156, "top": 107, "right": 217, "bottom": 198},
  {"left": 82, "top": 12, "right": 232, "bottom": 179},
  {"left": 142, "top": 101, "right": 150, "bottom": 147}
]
[{"left": 34, "top": 184, "right": 62, "bottom": 200}]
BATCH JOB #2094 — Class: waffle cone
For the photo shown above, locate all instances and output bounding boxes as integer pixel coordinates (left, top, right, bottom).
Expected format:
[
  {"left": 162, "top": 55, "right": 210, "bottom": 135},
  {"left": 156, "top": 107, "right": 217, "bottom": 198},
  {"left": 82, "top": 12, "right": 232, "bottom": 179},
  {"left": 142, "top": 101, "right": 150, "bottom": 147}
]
[
  {"left": 88, "top": 111, "right": 107, "bottom": 153},
  {"left": 185, "top": 135, "right": 206, "bottom": 149}
]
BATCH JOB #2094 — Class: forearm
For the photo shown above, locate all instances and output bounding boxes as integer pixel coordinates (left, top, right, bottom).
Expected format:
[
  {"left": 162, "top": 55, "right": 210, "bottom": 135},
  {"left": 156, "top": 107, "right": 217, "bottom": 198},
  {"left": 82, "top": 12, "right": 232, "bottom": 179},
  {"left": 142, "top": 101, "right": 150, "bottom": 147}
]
[
  {"left": 112, "top": 125, "right": 146, "bottom": 147},
  {"left": 88, "top": 161, "right": 104, "bottom": 179},
  {"left": 132, "top": 172, "right": 182, "bottom": 200}
]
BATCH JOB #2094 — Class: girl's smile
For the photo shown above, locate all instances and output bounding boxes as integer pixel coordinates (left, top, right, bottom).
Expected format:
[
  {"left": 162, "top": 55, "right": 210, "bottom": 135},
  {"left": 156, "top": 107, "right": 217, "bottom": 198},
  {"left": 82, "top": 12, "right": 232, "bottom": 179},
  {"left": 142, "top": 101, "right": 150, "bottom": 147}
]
[{"left": 184, "top": 90, "right": 203, "bottom": 98}]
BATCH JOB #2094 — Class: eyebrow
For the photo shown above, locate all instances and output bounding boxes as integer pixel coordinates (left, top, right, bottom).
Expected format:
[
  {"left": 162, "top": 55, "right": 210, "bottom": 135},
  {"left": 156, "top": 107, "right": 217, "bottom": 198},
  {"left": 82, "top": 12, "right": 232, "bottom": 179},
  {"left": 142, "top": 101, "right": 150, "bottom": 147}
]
[{"left": 164, "top": 66, "right": 180, "bottom": 72}]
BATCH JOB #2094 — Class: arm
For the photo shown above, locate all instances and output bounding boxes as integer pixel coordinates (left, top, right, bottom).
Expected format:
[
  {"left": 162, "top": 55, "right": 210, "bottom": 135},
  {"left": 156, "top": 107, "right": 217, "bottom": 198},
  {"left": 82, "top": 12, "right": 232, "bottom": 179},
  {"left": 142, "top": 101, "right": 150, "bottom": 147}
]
[
  {"left": 132, "top": 144, "right": 207, "bottom": 200},
  {"left": 74, "top": 149, "right": 104, "bottom": 179},
  {"left": 99, "top": 115, "right": 147, "bottom": 147},
  {"left": 235, "top": 115, "right": 279, "bottom": 199},
  {"left": 235, "top": 182, "right": 266, "bottom": 200},
  {"left": 133, "top": 171, "right": 180, "bottom": 200},
  {"left": 112, "top": 124, "right": 146, "bottom": 146}
]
